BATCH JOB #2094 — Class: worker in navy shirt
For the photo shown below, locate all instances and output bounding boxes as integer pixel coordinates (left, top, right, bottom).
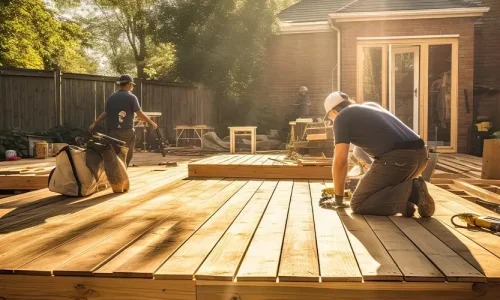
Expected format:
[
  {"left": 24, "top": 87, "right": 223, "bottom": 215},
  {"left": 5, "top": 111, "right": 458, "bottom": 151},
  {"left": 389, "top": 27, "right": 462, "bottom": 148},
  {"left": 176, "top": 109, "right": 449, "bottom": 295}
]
[
  {"left": 89, "top": 74, "right": 158, "bottom": 166},
  {"left": 321, "top": 92, "right": 435, "bottom": 218}
]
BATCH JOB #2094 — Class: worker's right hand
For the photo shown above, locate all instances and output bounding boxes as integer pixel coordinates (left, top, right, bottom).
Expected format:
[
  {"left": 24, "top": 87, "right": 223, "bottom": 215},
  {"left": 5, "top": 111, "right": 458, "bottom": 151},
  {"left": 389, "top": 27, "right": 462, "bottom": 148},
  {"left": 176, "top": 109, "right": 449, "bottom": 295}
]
[
  {"left": 150, "top": 121, "right": 158, "bottom": 130},
  {"left": 89, "top": 123, "right": 96, "bottom": 134}
]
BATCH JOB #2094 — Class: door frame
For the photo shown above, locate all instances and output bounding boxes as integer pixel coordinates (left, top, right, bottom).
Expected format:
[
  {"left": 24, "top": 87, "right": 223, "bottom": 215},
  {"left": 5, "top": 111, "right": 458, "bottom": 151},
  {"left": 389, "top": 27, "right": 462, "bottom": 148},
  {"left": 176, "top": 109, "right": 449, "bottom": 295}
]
[{"left": 356, "top": 36, "right": 459, "bottom": 153}]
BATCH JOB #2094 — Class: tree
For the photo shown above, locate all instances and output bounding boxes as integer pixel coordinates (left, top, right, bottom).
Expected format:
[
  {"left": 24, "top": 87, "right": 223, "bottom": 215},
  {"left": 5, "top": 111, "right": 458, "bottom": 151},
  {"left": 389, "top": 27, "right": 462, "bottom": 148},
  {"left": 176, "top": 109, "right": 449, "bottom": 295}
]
[
  {"left": 0, "top": 0, "right": 97, "bottom": 73},
  {"left": 56, "top": 0, "right": 162, "bottom": 78},
  {"left": 155, "top": 0, "right": 294, "bottom": 124}
]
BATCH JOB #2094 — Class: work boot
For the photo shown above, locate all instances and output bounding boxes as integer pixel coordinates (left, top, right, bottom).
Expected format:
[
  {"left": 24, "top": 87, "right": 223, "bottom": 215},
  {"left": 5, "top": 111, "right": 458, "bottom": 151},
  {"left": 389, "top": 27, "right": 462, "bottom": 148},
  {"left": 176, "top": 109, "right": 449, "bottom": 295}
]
[{"left": 412, "top": 177, "right": 435, "bottom": 218}]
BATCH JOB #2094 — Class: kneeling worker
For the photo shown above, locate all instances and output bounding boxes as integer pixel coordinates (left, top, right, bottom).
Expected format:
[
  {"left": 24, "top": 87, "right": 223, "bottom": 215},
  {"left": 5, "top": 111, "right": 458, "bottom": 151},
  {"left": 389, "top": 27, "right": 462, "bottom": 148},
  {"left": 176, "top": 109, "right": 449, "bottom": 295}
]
[
  {"left": 89, "top": 74, "right": 158, "bottom": 167},
  {"left": 324, "top": 92, "right": 435, "bottom": 217}
]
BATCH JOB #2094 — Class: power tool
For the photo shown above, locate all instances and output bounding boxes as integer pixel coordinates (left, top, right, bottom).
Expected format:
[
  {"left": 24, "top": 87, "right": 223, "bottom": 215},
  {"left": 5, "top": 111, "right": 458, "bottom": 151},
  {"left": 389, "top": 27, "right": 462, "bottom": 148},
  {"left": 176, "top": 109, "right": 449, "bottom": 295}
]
[
  {"left": 451, "top": 213, "right": 500, "bottom": 234},
  {"left": 155, "top": 128, "right": 169, "bottom": 157}
]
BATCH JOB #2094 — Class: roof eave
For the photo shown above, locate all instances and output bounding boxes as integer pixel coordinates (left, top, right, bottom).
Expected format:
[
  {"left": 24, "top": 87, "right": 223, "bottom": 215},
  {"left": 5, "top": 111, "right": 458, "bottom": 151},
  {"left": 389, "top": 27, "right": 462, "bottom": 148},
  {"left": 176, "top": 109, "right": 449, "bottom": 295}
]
[
  {"left": 279, "top": 21, "right": 332, "bottom": 34},
  {"left": 329, "top": 7, "right": 490, "bottom": 23}
]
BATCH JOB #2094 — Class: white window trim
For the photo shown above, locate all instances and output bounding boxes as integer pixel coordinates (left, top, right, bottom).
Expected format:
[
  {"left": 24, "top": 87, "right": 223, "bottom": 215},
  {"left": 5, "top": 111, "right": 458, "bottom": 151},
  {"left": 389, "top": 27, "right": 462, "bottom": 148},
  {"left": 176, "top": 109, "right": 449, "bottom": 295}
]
[{"left": 330, "top": 7, "right": 489, "bottom": 22}]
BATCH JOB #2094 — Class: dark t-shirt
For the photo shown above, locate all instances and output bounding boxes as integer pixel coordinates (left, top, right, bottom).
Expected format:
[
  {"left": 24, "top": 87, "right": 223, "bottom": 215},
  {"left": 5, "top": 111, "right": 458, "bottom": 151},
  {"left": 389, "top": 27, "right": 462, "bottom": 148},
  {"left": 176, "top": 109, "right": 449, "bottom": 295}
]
[
  {"left": 333, "top": 102, "right": 420, "bottom": 157},
  {"left": 295, "top": 95, "right": 311, "bottom": 117},
  {"left": 105, "top": 90, "right": 141, "bottom": 130}
]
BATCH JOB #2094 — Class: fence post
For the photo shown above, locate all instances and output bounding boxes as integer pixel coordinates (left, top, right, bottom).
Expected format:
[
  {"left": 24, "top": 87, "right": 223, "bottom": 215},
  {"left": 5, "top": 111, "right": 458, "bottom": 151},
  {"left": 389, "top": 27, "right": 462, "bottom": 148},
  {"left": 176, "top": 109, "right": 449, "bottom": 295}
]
[{"left": 54, "top": 67, "right": 62, "bottom": 126}]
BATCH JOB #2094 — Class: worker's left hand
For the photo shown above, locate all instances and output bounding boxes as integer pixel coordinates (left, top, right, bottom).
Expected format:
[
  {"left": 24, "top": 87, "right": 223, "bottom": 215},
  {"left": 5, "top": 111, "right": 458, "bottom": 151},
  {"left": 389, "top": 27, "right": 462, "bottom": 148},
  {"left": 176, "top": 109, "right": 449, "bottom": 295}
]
[{"left": 150, "top": 121, "right": 158, "bottom": 130}]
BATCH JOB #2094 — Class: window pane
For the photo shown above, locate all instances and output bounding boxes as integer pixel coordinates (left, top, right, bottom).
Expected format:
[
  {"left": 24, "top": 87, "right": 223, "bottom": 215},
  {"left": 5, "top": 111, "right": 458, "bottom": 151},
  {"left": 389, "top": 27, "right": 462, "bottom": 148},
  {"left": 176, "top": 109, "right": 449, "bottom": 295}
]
[
  {"left": 362, "top": 47, "right": 382, "bottom": 104},
  {"left": 428, "top": 45, "right": 452, "bottom": 147},
  {"left": 394, "top": 51, "right": 416, "bottom": 130}
]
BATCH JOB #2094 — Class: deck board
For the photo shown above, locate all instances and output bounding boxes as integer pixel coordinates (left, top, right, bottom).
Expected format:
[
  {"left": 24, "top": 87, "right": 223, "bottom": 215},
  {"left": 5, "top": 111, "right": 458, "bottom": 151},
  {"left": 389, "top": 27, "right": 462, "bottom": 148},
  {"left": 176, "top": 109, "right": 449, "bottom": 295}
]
[
  {"left": 278, "top": 180, "right": 320, "bottom": 282},
  {"left": 155, "top": 180, "right": 263, "bottom": 280},
  {"left": 309, "top": 181, "right": 362, "bottom": 282},
  {"left": 236, "top": 180, "right": 293, "bottom": 281},
  {"left": 364, "top": 215, "right": 445, "bottom": 282},
  {"left": 390, "top": 217, "right": 485, "bottom": 282},
  {"left": 337, "top": 209, "right": 403, "bottom": 281},
  {"left": 195, "top": 180, "right": 275, "bottom": 281}
]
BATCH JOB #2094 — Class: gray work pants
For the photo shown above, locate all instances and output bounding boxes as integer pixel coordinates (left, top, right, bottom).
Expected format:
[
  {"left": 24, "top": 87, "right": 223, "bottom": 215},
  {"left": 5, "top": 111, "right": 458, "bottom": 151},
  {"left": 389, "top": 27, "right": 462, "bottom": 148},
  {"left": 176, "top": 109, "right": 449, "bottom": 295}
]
[
  {"left": 350, "top": 148, "right": 429, "bottom": 216},
  {"left": 108, "top": 129, "right": 136, "bottom": 167}
]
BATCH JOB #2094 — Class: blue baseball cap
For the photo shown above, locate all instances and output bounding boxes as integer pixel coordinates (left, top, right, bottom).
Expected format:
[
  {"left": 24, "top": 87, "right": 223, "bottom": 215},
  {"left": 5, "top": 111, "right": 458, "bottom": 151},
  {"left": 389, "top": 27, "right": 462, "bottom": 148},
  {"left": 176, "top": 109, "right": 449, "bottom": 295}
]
[{"left": 116, "top": 74, "right": 136, "bottom": 85}]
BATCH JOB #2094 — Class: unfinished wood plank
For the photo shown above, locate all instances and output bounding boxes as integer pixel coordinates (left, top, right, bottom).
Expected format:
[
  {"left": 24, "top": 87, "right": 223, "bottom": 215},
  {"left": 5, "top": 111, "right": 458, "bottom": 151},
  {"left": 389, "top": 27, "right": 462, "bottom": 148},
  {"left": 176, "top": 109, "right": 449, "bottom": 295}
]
[
  {"left": 417, "top": 217, "right": 500, "bottom": 282},
  {"left": 278, "top": 180, "right": 319, "bottom": 282},
  {"left": 110, "top": 179, "right": 247, "bottom": 278},
  {"left": 228, "top": 155, "right": 255, "bottom": 165},
  {"left": 251, "top": 155, "right": 273, "bottom": 166},
  {"left": 337, "top": 209, "right": 403, "bottom": 281},
  {"left": 53, "top": 183, "right": 215, "bottom": 277},
  {"left": 390, "top": 217, "right": 485, "bottom": 282},
  {"left": 14, "top": 178, "right": 198, "bottom": 276},
  {"left": 0, "top": 170, "right": 188, "bottom": 265},
  {"left": 236, "top": 180, "right": 293, "bottom": 281},
  {"left": 483, "top": 139, "right": 500, "bottom": 180},
  {"left": 154, "top": 180, "right": 263, "bottom": 280},
  {"left": 0, "top": 274, "right": 195, "bottom": 300},
  {"left": 239, "top": 155, "right": 263, "bottom": 166},
  {"left": 89, "top": 178, "right": 232, "bottom": 277},
  {"left": 309, "top": 181, "right": 361, "bottom": 282},
  {"left": 195, "top": 180, "right": 276, "bottom": 281},
  {"left": 440, "top": 158, "right": 482, "bottom": 173},
  {"left": 453, "top": 180, "right": 500, "bottom": 205},
  {"left": 0, "top": 168, "right": 187, "bottom": 241},
  {"left": 195, "top": 281, "right": 500, "bottom": 300},
  {"left": 188, "top": 164, "right": 332, "bottom": 180},
  {"left": 364, "top": 216, "right": 444, "bottom": 282},
  {"left": 0, "top": 175, "right": 48, "bottom": 190}
]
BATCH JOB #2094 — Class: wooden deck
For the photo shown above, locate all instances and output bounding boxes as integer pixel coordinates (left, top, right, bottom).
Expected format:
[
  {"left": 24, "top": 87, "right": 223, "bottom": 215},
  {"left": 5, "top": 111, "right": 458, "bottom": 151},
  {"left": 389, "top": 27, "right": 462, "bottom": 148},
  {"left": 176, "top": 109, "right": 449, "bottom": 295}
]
[
  {"left": 189, "top": 155, "right": 333, "bottom": 179},
  {"left": 0, "top": 157, "right": 499, "bottom": 299}
]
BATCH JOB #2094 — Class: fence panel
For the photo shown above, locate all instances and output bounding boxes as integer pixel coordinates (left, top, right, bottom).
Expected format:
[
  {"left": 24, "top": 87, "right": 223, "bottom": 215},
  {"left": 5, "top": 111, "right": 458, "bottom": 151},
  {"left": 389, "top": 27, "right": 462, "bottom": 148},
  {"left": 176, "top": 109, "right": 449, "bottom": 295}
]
[
  {"left": 0, "top": 69, "right": 57, "bottom": 131},
  {"left": 0, "top": 68, "right": 217, "bottom": 143}
]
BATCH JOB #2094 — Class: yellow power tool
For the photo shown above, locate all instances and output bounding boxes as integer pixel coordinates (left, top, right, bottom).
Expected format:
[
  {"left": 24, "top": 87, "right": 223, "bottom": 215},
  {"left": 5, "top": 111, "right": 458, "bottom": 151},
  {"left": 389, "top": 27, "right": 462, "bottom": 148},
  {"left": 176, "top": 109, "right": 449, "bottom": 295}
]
[{"left": 451, "top": 213, "right": 500, "bottom": 233}]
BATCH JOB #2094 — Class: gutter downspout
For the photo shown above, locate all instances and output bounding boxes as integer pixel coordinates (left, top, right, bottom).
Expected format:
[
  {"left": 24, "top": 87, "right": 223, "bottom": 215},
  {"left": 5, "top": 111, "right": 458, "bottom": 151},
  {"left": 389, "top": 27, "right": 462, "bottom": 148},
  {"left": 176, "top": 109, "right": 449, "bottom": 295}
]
[{"left": 330, "top": 22, "right": 341, "bottom": 92}]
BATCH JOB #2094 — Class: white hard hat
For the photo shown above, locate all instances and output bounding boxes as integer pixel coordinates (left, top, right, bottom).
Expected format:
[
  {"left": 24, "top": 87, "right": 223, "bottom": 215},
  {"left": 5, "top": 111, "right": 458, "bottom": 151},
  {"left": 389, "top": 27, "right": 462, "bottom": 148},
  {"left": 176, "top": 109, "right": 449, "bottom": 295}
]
[
  {"left": 299, "top": 86, "right": 308, "bottom": 92},
  {"left": 324, "top": 91, "right": 349, "bottom": 113}
]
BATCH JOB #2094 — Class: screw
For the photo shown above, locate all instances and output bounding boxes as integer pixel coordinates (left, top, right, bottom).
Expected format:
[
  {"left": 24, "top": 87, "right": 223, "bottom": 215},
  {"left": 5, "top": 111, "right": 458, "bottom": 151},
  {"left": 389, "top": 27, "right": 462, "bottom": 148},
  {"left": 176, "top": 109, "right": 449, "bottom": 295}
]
[{"left": 230, "top": 295, "right": 241, "bottom": 300}]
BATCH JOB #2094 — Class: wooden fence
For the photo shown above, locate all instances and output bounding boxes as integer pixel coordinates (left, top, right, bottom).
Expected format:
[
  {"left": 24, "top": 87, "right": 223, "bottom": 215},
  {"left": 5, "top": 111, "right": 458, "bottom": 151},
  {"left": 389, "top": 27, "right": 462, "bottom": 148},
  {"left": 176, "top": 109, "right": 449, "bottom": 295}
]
[{"left": 0, "top": 68, "right": 217, "bottom": 141}]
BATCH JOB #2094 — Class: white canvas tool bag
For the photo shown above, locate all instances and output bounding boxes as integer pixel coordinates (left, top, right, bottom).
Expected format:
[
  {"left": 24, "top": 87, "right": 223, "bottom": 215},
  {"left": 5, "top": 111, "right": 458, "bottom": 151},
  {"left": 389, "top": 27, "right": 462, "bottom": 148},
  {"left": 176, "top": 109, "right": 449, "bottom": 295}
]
[{"left": 48, "top": 146, "right": 100, "bottom": 196}]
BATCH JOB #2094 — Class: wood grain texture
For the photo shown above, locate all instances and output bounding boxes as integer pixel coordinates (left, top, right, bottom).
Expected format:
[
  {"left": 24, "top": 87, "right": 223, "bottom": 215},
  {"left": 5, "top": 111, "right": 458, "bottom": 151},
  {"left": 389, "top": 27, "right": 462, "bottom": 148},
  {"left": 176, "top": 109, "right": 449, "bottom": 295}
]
[
  {"left": 309, "top": 181, "right": 362, "bottom": 282},
  {"left": 278, "top": 180, "right": 320, "bottom": 282},
  {"left": 236, "top": 180, "right": 293, "bottom": 281},
  {"left": 195, "top": 180, "right": 275, "bottom": 281},
  {"left": 390, "top": 217, "right": 485, "bottom": 282},
  {"left": 195, "top": 281, "right": 500, "bottom": 300},
  {"left": 155, "top": 180, "right": 262, "bottom": 280},
  {"left": 19, "top": 179, "right": 196, "bottom": 276},
  {"left": 364, "top": 216, "right": 444, "bottom": 282},
  {"left": 92, "top": 179, "right": 234, "bottom": 277},
  {"left": 417, "top": 217, "right": 500, "bottom": 282},
  {"left": 189, "top": 164, "right": 332, "bottom": 179},
  {"left": 0, "top": 170, "right": 188, "bottom": 271},
  {"left": 337, "top": 209, "right": 403, "bottom": 281},
  {"left": 0, "top": 274, "right": 195, "bottom": 300}
]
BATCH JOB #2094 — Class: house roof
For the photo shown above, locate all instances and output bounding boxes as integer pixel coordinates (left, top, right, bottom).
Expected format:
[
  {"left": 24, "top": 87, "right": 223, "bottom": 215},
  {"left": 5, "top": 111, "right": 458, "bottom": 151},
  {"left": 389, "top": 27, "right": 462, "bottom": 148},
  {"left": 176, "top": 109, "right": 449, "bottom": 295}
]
[{"left": 279, "top": 0, "right": 484, "bottom": 23}]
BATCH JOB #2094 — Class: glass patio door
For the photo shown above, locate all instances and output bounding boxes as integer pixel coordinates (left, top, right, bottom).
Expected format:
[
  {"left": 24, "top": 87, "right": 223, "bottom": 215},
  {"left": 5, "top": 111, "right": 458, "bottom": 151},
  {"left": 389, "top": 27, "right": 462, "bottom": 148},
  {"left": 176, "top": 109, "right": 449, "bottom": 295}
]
[{"left": 389, "top": 46, "right": 420, "bottom": 133}]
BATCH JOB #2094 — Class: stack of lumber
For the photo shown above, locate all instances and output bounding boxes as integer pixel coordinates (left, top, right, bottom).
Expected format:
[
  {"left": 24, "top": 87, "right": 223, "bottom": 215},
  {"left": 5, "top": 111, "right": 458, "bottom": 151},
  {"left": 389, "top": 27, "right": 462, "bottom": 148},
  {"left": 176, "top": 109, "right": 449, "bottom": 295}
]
[{"left": 0, "top": 164, "right": 54, "bottom": 190}]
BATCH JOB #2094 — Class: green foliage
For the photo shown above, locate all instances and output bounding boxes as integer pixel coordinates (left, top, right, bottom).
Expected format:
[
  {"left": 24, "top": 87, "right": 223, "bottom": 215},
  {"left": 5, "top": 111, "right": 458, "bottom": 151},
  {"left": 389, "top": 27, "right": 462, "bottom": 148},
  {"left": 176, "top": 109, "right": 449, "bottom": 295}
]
[
  {"left": 154, "top": 0, "right": 295, "bottom": 126},
  {"left": 0, "top": 0, "right": 97, "bottom": 73}
]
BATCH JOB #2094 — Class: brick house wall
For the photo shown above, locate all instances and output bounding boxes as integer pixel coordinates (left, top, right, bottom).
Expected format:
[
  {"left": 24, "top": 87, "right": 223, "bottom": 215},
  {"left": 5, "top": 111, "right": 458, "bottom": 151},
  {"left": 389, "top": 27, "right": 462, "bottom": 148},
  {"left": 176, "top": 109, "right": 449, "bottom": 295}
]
[
  {"left": 260, "top": 32, "right": 337, "bottom": 131},
  {"left": 338, "top": 18, "right": 476, "bottom": 153},
  {"left": 474, "top": 0, "right": 500, "bottom": 130}
]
